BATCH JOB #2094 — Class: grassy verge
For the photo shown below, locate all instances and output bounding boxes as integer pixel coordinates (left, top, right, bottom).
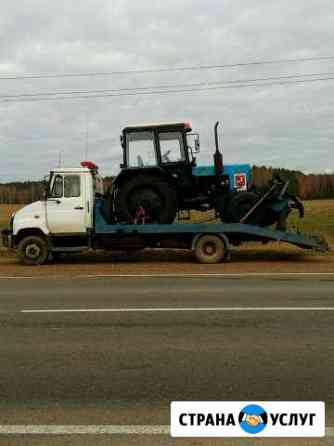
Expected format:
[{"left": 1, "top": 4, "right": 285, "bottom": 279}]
[
  {"left": 0, "top": 204, "right": 23, "bottom": 256},
  {"left": 0, "top": 204, "right": 23, "bottom": 231},
  {"left": 288, "top": 200, "right": 334, "bottom": 243}
]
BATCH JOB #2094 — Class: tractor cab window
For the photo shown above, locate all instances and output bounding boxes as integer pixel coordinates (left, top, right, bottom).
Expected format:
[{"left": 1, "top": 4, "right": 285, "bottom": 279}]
[
  {"left": 126, "top": 131, "right": 157, "bottom": 167},
  {"left": 159, "top": 132, "right": 185, "bottom": 163}
]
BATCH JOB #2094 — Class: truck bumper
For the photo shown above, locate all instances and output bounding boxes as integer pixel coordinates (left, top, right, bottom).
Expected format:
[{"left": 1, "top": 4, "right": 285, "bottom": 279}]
[{"left": 1, "top": 229, "right": 14, "bottom": 248}]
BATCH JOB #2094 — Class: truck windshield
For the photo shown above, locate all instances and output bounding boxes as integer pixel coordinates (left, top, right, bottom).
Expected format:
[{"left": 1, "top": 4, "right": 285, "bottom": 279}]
[{"left": 126, "top": 131, "right": 157, "bottom": 167}]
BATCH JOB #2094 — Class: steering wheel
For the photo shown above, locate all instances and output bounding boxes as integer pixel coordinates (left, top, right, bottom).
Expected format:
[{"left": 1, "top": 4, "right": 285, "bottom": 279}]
[{"left": 162, "top": 150, "right": 171, "bottom": 162}]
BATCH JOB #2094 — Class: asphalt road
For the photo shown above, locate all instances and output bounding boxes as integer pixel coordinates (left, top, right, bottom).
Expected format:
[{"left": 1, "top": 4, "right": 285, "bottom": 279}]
[{"left": 0, "top": 275, "right": 333, "bottom": 445}]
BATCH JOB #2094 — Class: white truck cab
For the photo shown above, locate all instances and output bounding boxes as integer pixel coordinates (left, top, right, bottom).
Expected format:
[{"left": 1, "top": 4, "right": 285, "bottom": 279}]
[
  {"left": 5, "top": 162, "right": 104, "bottom": 264},
  {"left": 45, "top": 167, "right": 95, "bottom": 235}
]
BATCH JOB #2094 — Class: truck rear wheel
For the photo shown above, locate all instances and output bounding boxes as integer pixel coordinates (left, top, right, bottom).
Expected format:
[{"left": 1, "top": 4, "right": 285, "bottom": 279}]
[
  {"left": 115, "top": 175, "right": 177, "bottom": 224},
  {"left": 18, "top": 235, "right": 49, "bottom": 265},
  {"left": 194, "top": 234, "right": 226, "bottom": 264}
]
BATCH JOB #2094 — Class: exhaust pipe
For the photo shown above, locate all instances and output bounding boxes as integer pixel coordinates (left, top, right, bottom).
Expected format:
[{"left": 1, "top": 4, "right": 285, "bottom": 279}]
[{"left": 214, "top": 121, "right": 223, "bottom": 179}]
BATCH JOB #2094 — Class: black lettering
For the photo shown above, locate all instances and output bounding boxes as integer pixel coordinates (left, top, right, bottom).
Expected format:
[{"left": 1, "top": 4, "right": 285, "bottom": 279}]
[
  {"left": 226, "top": 414, "right": 236, "bottom": 426},
  {"left": 309, "top": 414, "right": 316, "bottom": 426},
  {"left": 279, "top": 414, "right": 288, "bottom": 426},
  {"left": 215, "top": 413, "right": 225, "bottom": 425},
  {"left": 197, "top": 413, "right": 205, "bottom": 425},
  {"left": 179, "top": 414, "right": 187, "bottom": 426},
  {"left": 270, "top": 413, "right": 280, "bottom": 425},
  {"left": 299, "top": 413, "right": 308, "bottom": 425}
]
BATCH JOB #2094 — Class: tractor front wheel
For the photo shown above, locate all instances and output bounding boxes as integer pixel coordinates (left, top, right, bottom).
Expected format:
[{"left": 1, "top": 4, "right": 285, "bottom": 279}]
[{"left": 224, "top": 191, "right": 266, "bottom": 225}]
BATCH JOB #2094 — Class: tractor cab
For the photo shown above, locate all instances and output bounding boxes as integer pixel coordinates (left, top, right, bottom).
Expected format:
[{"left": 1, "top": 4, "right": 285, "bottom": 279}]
[{"left": 120, "top": 122, "right": 198, "bottom": 170}]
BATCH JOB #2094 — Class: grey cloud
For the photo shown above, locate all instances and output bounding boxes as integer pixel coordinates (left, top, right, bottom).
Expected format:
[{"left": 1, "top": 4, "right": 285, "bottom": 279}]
[{"left": 0, "top": 0, "right": 333, "bottom": 181}]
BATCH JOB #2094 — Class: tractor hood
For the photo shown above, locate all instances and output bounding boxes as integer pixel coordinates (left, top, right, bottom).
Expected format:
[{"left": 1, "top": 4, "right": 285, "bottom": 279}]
[
  {"left": 192, "top": 163, "right": 251, "bottom": 178},
  {"left": 192, "top": 164, "right": 252, "bottom": 191}
]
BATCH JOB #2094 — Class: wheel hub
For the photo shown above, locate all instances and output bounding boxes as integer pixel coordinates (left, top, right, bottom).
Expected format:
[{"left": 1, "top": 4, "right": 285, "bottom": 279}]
[
  {"left": 203, "top": 242, "right": 216, "bottom": 256},
  {"left": 25, "top": 243, "right": 41, "bottom": 259},
  {"left": 129, "top": 187, "right": 163, "bottom": 222}
]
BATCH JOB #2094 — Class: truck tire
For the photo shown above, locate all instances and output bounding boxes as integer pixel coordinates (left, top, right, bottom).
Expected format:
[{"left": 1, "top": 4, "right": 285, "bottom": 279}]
[
  {"left": 225, "top": 191, "right": 266, "bottom": 225},
  {"left": 115, "top": 175, "right": 177, "bottom": 223},
  {"left": 17, "top": 235, "right": 49, "bottom": 265},
  {"left": 194, "top": 234, "right": 226, "bottom": 264}
]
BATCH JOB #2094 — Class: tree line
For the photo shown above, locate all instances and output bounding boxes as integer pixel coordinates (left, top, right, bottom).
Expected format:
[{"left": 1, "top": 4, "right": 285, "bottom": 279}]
[
  {"left": 252, "top": 166, "right": 334, "bottom": 199},
  {"left": 1, "top": 169, "right": 334, "bottom": 204},
  {"left": 0, "top": 181, "right": 44, "bottom": 204}
]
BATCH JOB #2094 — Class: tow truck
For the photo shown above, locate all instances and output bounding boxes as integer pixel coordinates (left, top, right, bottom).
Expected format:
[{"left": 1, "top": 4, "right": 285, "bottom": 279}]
[{"left": 1, "top": 161, "right": 328, "bottom": 265}]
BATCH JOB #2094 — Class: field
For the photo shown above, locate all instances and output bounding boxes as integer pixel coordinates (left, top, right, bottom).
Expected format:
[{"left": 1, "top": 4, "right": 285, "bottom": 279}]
[{"left": 0, "top": 204, "right": 22, "bottom": 231}]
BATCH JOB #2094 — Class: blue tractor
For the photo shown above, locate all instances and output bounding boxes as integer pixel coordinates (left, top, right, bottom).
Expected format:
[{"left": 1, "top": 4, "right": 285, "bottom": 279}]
[{"left": 110, "top": 121, "right": 303, "bottom": 228}]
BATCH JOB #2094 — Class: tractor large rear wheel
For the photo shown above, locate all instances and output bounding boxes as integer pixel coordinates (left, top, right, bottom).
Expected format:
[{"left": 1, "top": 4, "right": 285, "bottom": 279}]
[{"left": 115, "top": 175, "right": 177, "bottom": 224}]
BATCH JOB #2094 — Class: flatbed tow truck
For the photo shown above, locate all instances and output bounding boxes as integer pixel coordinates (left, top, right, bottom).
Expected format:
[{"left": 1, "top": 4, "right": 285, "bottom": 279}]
[{"left": 1, "top": 163, "right": 329, "bottom": 265}]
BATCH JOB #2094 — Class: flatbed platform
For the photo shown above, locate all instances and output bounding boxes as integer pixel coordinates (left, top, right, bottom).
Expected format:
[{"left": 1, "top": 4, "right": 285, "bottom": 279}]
[
  {"left": 96, "top": 221, "right": 328, "bottom": 252},
  {"left": 94, "top": 204, "right": 329, "bottom": 263}
]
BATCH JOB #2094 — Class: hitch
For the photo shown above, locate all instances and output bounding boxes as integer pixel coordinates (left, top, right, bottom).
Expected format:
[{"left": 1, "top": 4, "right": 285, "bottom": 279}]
[
  {"left": 133, "top": 207, "right": 147, "bottom": 225},
  {"left": 239, "top": 178, "right": 304, "bottom": 226}
]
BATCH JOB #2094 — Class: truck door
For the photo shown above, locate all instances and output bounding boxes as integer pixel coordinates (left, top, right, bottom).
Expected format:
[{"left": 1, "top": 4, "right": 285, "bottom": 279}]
[{"left": 47, "top": 174, "right": 87, "bottom": 234}]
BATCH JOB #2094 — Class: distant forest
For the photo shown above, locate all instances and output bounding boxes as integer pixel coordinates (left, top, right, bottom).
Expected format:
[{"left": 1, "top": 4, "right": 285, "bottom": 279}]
[
  {"left": 252, "top": 166, "right": 334, "bottom": 199},
  {"left": 0, "top": 168, "right": 334, "bottom": 204}
]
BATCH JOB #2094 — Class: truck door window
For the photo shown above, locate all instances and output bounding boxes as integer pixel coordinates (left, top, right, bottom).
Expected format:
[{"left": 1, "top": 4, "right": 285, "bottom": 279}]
[
  {"left": 126, "top": 131, "right": 157, "bottom": 167},
  {"left": 50, "top": 175, "right": 63, "bottom": 198},
  {"left": 159, "top": 132, "right": 185, "bottom": 163},
  {"left": 64, "top": 175, "right": 81, "bottom": 198}
]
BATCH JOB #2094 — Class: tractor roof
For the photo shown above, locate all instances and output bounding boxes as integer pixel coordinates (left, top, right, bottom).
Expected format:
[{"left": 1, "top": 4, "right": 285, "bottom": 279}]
[{"left": 123, "top": 121, "right": 193, "bottom": 133}]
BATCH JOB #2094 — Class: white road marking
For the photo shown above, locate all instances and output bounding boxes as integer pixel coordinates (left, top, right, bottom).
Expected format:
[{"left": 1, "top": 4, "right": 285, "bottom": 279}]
[
  {"left": 0, "top": 425, "right": 169, "bottom": 435},
  {"left": 1, "top": 272, "right": 334, "bottom": 280},
  {"left": 21, "top": 307, "right": 334, "bottom": 314},
  {"left": 0, "top": 425, "right": 333, "bottom": 436},
  {"left": 80, "top": 273, "right": 334, "bottom": 278}
]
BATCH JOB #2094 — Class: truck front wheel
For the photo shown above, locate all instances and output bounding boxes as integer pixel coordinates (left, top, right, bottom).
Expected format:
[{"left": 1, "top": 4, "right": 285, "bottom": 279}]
[{"left": 18, "top": 236, "right": 49, "bottom": 265}]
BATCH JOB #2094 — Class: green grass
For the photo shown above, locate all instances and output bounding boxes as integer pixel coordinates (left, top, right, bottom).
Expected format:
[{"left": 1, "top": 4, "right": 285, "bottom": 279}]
[{"left": 288, "top": 200, "right": 334, "bottom": 243}]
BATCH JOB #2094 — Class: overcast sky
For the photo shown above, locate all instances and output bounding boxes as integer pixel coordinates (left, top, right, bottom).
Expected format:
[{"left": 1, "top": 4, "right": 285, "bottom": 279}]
[{"left": 0, "top": 0, "right": 333, "bottom": 181}]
